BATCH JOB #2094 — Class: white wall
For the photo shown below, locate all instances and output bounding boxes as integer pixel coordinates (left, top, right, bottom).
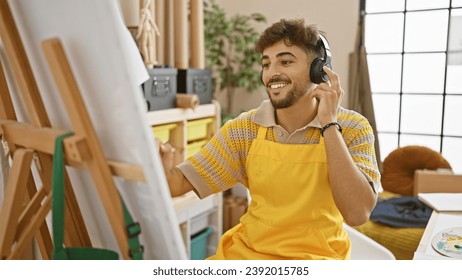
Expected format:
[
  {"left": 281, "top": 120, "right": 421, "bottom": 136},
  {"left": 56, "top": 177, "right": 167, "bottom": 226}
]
[{"left": 213, "top": 0, "right": 360, "bottom": 114}]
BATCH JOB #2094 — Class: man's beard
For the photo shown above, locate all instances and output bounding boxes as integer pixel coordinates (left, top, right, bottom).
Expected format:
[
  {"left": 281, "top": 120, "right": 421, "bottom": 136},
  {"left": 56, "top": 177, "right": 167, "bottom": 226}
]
[
  {"left": 269, "top": 90, "right": 298, "bottom": 109},
  {"left": 267, "top": 80, "right": 308, "bottom": 109}
]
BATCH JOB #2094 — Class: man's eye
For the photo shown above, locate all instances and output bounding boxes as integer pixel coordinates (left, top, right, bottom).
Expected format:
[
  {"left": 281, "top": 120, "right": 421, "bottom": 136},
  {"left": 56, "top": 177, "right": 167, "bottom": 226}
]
[
  {"left": 282, "top": 60, "right": 292, "bottom": 65},
  {"left": 262, "top": 63, "right": 270, "bottom": 69}
]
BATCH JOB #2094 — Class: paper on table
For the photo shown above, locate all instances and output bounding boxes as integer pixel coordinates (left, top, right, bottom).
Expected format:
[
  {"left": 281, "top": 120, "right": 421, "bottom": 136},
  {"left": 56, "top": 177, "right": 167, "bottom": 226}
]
[{"left": 418, "top": 193, "right": 462, "bottom": 211}]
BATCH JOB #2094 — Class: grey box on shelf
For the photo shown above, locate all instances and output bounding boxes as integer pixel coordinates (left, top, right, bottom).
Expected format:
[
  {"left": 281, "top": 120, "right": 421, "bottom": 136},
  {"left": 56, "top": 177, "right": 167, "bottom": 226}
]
[
  {"left": 177, "top": 68, "right": 212, "bottom": 105},
  {"left": 143, "top": 68, "right": 178, "bottom": 111}
]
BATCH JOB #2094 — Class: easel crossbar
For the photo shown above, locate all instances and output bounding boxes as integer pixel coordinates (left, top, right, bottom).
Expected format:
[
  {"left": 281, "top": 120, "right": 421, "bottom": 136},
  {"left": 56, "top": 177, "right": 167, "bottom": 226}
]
[{"left": 0, "top": 121, "right": 146, "bottom": 182}]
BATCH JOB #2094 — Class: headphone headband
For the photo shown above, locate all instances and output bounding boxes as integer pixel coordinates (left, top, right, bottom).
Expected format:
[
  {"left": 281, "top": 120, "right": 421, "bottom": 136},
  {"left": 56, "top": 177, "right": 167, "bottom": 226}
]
[{"left": 318, "top": 34, "right": 332, "bottom": 69}]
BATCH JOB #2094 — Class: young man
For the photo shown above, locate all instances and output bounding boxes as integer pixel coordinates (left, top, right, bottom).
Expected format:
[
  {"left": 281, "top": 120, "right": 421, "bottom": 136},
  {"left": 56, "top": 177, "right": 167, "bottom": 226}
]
[{"left": 159, "top": 18, "right": 381, "bottom": 259}]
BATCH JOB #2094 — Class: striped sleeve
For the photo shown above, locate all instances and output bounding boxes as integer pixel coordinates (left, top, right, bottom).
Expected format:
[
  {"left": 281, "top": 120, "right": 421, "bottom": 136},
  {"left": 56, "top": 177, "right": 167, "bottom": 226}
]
[
  {"left": 338, "top": 108, "right": 382, "bottom": 193},
  {"left": 177, "top": 111, "right": 257, "bottom": 198}
]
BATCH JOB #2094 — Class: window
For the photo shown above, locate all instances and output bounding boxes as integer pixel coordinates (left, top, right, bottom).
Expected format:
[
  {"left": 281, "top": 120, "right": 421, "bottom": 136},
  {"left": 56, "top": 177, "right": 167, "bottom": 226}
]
[{"left": 364, "top": 0, "right": 462, "bottom": 173}]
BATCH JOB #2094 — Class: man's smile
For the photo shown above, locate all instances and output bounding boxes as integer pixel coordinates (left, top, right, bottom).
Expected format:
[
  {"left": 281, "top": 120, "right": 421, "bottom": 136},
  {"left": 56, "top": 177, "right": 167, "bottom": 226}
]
[{"left": 269, "top": 82, "right": 289, "bottom": 89}]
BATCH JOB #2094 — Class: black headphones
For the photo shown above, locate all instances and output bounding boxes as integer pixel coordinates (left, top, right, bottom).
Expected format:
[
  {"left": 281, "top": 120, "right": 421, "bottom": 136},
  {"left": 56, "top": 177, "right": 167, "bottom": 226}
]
[
  {"left": 260, "top": 34, "right": 332, "bottom": 85},
  {"left": 309, "top": 34, "right": 332, "bottom": 84}
]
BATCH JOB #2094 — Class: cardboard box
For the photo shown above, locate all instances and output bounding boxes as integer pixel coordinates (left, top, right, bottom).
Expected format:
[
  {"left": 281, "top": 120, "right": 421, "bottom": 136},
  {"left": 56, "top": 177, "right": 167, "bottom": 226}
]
[
  {"left": 223, "top": 196, "right": 248, "bottom": 232},
  {"left": 414, "top": 169, "right": 462, "bottom": 195}
]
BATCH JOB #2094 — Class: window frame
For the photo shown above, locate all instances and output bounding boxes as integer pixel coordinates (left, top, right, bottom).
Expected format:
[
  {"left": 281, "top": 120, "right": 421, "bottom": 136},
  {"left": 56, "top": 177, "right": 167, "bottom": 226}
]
[{"left": 363, "top": 0, "right": 462, "bottom": 172}]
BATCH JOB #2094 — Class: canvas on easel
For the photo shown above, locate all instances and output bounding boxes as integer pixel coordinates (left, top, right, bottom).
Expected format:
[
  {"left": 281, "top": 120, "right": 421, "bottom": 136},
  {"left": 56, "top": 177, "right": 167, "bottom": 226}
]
[{"left": 0, "top": 0, "right": 187, "bottom": 259}]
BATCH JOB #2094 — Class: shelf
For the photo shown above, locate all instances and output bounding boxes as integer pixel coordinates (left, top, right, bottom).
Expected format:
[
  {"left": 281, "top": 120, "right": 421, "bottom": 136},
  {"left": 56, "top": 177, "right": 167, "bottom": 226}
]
[
  {"left": 173, "top": 191, "right": 216, "bottom": 223},
  {"left": 146, "top": 101, "right": 222, "bottom": 259},
  {"left": 147, "top": 101, "right": 220, "bottom": 126}
]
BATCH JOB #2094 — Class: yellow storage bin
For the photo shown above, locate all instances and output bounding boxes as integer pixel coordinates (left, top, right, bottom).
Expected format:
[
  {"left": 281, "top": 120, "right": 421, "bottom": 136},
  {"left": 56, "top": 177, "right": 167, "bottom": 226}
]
[
  {"left": 152, "top": 123, "right": 177, "bottom": 143},
  {"left": 187, "top": 118, "right": 214, "bottom": 142},
  {"left": 186, "top": 140, "right": 208, "bottom": 158}
]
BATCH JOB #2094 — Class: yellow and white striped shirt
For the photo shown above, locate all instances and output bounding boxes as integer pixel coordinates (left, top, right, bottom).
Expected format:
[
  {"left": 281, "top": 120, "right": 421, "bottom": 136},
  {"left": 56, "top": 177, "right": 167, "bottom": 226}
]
[{"left": 178, "top": 100, "right": 381, "bottom": 198}]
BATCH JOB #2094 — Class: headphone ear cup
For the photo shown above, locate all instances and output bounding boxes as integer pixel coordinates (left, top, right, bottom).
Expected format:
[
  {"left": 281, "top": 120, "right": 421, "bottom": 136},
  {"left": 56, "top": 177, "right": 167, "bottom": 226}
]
[{"left": 310, "top": 57, "right": 326, "bottom": 84}]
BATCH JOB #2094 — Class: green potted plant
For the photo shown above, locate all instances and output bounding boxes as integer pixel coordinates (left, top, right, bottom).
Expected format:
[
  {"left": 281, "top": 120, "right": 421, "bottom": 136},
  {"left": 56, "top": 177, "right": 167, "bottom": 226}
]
[{"left": 204, "top": 0, "right": 266, "bottom": 119}]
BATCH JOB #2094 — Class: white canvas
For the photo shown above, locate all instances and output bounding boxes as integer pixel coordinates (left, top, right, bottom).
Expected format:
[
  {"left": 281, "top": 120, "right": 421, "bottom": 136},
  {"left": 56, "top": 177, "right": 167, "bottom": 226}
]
[{"left": 4, "top": 0, "right": 187, "bottom": 259}]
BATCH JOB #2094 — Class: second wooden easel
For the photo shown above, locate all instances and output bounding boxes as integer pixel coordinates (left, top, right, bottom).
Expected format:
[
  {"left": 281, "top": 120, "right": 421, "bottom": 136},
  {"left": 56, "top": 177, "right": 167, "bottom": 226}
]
[{"left": 0, "top": 0, "right": 146, "bottom": 260}]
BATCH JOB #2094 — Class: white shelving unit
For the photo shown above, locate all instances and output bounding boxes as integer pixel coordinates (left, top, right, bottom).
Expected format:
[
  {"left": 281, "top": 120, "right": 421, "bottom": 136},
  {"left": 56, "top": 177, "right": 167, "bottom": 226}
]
[{"left": 147, "top": 101, "right": 223, "bottom": 259}]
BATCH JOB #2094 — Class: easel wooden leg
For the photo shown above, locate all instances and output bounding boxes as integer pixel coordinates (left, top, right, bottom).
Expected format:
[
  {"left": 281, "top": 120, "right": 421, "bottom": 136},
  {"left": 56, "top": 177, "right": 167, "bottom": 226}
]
[
  {"left": 42, "top": 38, "right": 130, "bottom": 259},
  {"left": 0, "top": 148, "right": 33, "bottom": 259},
  {"left": 1, "top": 61, "right": 53, "bottom": 259},
  {"left": 20, "top": 181, "right": 53, "bottom": 259},
  {"left": 10, "top": 192, "right": 52, "bottom": 260},
  {"left": 1, "top": 42, "right": 56, "bottom": 260}
]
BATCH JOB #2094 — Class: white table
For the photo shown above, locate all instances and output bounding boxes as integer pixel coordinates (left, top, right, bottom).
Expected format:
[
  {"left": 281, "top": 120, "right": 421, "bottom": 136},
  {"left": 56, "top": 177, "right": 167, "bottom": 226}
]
[{"left": 413, "top": 211, "right": 462, "bottom": 260}]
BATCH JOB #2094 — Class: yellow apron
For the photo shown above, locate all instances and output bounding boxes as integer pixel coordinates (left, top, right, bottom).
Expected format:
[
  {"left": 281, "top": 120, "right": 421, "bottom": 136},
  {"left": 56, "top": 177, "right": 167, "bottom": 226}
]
[{"left": 208, "top": 126, "right": 350, "bottom": 260}]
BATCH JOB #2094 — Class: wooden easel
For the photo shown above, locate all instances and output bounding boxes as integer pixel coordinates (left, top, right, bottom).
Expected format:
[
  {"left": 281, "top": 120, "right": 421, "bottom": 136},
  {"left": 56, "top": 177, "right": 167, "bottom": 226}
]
[{"left": 0, "top": 0, "right": 146, "bottom": 260}]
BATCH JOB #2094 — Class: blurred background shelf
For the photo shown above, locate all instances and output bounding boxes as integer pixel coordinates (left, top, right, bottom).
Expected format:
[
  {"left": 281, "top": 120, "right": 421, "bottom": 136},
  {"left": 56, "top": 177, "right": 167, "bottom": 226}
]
[{"left": 147, "top": 101, "right": 222, "bottom": 259}]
